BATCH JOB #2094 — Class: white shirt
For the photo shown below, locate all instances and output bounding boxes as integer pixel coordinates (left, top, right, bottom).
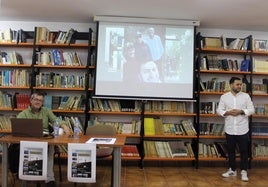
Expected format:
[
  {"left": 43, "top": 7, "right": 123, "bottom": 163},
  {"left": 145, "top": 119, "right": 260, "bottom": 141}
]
[{"left": 217, "top": 91, "right": 255, "bottom": 135}]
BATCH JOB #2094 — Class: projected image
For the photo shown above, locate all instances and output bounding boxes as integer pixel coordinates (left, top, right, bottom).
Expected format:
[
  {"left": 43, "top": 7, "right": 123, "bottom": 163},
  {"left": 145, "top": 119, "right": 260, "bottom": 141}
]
[{"left": 96, "top": 21, "right": 195, "bottom": 99}]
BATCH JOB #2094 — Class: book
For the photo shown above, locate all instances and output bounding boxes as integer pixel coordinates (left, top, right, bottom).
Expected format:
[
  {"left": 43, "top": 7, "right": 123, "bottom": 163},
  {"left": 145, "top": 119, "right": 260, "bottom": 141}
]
[
  {"left": 240, "top": 59, "right": 250, "bottom": 72},
  {"left": 254, "top": 39, "right": 267, "bottom": 51},
  {"left": 144, "top": 117, "right": 155, "bottom": 135},
  {"left": 204, "top": 37, "right": 222, "bottom": 48},
  {"left": 168, "top": 141, "right": 188, "bottom": 157},
  {"left": 228, "top": 38, "right": 240, "bottom": 50}
]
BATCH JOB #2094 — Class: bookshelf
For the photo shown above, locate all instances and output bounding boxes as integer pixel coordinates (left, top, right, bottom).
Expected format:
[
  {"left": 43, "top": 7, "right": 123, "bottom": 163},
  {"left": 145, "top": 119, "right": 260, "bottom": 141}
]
[
  {"left": 196, "top": 33, "right": 253, "bottom": 166},
  {"left": 251, "top": 49, "right": 268, "bottom": 162},
  {"left": 0, "top": 30, "right": 34, "bottom": 113},
  {"left": 31, "top": 26, "right": 95, "bottom": 135}
]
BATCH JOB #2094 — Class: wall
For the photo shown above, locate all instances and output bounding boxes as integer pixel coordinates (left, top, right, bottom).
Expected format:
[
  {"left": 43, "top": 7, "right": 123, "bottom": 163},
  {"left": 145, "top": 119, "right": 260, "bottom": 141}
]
[
  {"left": 197, "top": 28, "right": 268, "bottom": 40},
  {"left": 0, "top": 21, "right": 96, "bottom": 32}
]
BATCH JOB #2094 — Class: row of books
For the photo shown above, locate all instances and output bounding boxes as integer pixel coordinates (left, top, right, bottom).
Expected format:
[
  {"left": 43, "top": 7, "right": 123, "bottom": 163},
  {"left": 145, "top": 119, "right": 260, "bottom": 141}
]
[
  {"left": 252, "top": 143, "right": 268, "bottom": 157},
  {"left": 0, "top": 51, "right": 24, "bottom": 65},
  {"left": 0, "top": 115, "right": 14, "bottom": 130},
  {"left": 144, "top": 100, "right": 189, "bottom": 113},
  {"left": 200, "top": 36, "right": 250, "bottom": 50},
  {"left": 200, "top": 102, "right": 218, "bottom": 114},
  {"left": 89, "top": 99, "right": 140, "bottom": 112},
  {"left": 252, "top": 122, "right": 268, "bottom": 136},
  {"left": 253, "top": 59, "right": 268, "bottom": 72},
  {"left": 35, "top": 50, "right": 82, "bottom": 66},
  {"left": 143, "top": 140, "right": 194, "bottom": 158},
  {"left": 88, "top": 118, "right": 141, "bottom": 135},
  {"left": 199, "top": 123, "right": 224, "bottom": 136},
  {"left": 35, "top": 72, "right": 85, "bottom": 88},
  {"left": 35, "top": 27, "right": 77, "bottom": 44},
  {"left": 144, "top": 118, "right": 196, "bottom": 136},
  {"left": 44, "top": 95, "right": 86, "bottom": 111},
  {"left": 0, "top": 69, "right": 30, "bottom": 87},
  {"left": 0, "top": 115, "right": 83, "bottom": 133},
  {"left": 252, "top": 84, "right": 267, "bottom": 94},
  {"left": 200, "top": 77, "right": 247, "bottom": 93},
  {"left": 58, "top": 116, "right": 84, "bottom": 134},
  {"left": 0, "top": 91, "right": 13, "bottom": 109},
  {"left": 14, "top": 93, "right": 30, "bottom": 109},
  {"left": 255, "top": 104, "right": 268, "bottom": 115},
  {"left": 121, "top": 145, "right": 140, "bottom": 157},
  {"left": 0, "top": 28, "right": 31, "bottom": 43},
  {"left": 200, "top": 55, "right": 250, "bottom": 72},
  {"left": 198, "top": 142, "right": 228, "bottom": 158}
]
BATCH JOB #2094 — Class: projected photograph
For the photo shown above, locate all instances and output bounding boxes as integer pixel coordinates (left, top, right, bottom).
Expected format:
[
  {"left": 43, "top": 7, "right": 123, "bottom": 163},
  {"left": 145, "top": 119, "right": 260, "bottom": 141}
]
[{"left": 96, "top": 21, "right": 195, "bottom": 100}]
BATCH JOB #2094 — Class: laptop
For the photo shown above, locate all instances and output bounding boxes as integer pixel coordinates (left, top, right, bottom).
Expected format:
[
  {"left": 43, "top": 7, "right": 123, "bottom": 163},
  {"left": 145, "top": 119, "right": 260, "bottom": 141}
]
[{"left": 11, "top": 118, "right": 44, "bottom": 137}]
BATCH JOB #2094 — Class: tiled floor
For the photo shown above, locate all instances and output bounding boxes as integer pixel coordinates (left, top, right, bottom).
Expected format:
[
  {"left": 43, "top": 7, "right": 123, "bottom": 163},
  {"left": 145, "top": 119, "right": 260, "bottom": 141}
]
[{"left": 3, "top": 160, "right": 268, "bottom": 187}]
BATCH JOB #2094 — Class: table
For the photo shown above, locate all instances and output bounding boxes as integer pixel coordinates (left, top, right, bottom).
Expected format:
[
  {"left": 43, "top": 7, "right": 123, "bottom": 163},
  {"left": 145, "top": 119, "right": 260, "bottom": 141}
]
[{"left": 0, "top": 134, "right": 126, "bottom": 187}]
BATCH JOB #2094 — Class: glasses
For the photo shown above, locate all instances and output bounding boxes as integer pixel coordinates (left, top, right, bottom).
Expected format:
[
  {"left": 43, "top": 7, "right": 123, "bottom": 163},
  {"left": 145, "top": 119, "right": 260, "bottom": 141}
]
[{"left": 32, "top": 98, "right": 43, "bottom": 103}]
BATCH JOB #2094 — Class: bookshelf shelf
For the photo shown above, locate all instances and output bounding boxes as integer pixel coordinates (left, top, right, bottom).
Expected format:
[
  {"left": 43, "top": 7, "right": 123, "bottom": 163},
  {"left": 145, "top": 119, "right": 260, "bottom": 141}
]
[
  {"left": 33, "top": 65, "right": 87, "bottom": 69},
  {"left": 199, "top": 135, "right": 225, "bottom": 139},
  {"left": 144, "top": 112, "right": 196, "bottom": 117},
  {"left": 199, "top": 113, "right": 218, "bottom": 117},
  {"left": 35, "top": 43, "right": 89, "bottom": 49},
  {"left": 33, "top": 87, "right": 85, "bottom": 91},
  {"left": 200, "top": 91, "right": 223, "bottom": 95},
  {"left": 143, "top": 157, "right": 195, "bottom": 161},
  {"left": 0, "top": 64, "right": 31, "bottom": 68},
  {"left": 201, "top": 47, "right": 250, "bottom": 54},
  {"left": 252, "top": 157, "right": 268, "bottom": 161},
  {"left": 144, "top": 135, "right": 197, "bottom": 139},
  {"left": 0, "top": 42, "right": 34, "bottom": 47},
  {"left": 52, "top": 109, "right": 85, "bottom": 114},
  {"left": 198, "top": 157, "right": 227, "bottom": 161},
  {"left": 88, "top": 111, "right": 141, "bottom": 115},
  {"left": 252, "top": 135, "right": 268, "bottom": 139},
  {"left": 0, "top": 108, "right": 13, "bottom": 111},
  {"left": 200, "top": 70, "right": 250, "bottom": 75}
]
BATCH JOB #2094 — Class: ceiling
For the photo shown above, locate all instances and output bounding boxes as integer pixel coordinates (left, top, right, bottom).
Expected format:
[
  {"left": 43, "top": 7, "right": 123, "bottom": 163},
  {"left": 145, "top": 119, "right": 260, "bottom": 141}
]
[{"left": 1, "top": 0, "right": 268, "bottom": 32}]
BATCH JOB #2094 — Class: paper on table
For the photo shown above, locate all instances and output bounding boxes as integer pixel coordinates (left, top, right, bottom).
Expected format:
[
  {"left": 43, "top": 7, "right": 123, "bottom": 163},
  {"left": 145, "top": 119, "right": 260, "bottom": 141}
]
[{"left": 86, "top": 137, "right": 116, "bottom": 144}]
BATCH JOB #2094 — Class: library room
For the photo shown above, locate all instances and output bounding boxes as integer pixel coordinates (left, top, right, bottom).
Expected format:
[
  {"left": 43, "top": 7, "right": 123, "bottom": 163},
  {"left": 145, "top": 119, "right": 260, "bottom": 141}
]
[{"left": 1, "top": 0, "right": 268, "bottom": 187}]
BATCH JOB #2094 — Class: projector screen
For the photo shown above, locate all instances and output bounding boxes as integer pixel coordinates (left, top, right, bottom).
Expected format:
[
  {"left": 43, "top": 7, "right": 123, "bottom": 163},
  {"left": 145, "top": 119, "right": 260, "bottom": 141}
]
[{"left": 94, "top": 18, "right": 196, "bottom": 100}]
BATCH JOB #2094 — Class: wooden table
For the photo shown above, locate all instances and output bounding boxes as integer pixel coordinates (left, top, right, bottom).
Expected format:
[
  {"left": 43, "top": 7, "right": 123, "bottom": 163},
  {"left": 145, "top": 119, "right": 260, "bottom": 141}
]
[{"left": 0, "top": 134, "right": 126, "bottom": 187}]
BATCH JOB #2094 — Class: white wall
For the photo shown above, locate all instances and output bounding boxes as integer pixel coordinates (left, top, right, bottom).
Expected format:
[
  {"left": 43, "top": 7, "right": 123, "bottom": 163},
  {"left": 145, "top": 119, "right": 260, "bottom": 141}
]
[
  {"left": 0, "top": 21, "right": 96, "bottom": 32},
  {"left": 2, "top": 21, "right": 268, "bottom": 40},
  {"left": 197, "top": 28, "right": 268, "bottom": 40}
]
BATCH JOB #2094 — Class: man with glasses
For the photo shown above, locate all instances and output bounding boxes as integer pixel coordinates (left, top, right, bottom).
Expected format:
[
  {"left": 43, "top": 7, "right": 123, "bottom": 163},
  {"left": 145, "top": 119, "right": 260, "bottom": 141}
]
[{"left": 17, "top": 91, "right": 70, "bottom": 187}]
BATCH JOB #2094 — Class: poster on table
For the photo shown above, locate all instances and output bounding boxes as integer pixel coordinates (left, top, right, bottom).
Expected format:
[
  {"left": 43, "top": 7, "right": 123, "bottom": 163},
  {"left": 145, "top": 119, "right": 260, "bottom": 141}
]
[
  {"left": 19, "top": 141, "right": 48, "bottom": 181},
  {"left": 67, "top": 143, "right": 96, "bottom": 183}
]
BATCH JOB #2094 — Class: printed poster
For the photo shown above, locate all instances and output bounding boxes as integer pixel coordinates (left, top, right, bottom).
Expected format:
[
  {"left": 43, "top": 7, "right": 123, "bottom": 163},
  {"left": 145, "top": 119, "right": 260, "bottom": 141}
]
[
  {"left": 67, "top": 143, "right": 96, "bottom": 183},
  {"left": 19, "top": 141, "right": 48, "bottom": 181}
]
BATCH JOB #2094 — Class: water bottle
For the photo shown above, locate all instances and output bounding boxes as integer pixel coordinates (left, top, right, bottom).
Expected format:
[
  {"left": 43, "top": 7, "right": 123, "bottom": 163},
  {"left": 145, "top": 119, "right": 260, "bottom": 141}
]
[
  {"left": 73, "top": 118, "right": 80, "bottom": 139},
  {"left": 53, "top": 118, "right": 60, "bottom": 137}
]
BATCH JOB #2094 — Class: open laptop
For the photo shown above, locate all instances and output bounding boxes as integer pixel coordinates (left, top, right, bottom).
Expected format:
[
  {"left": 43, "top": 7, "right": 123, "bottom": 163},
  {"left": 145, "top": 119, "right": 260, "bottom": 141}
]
[{"left": 11, "top": 118, "right": 44, "bottom": 137}]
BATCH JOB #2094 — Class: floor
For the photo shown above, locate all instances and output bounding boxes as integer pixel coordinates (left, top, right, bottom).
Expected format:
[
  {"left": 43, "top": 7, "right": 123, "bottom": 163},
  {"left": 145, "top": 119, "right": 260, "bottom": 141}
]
[{"left": 3, "top": 160, "right": 268, "bottom": 187}]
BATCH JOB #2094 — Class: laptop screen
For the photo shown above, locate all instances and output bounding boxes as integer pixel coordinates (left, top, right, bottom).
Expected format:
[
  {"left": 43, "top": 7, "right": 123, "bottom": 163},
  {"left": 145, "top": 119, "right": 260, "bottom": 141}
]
[{"left": 11, "top": 118, "right": 44, "bottom": 137}]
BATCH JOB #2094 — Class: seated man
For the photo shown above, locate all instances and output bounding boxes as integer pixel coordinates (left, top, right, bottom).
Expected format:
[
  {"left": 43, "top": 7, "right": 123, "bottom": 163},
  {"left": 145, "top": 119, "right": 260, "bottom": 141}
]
[{"left": 17, "top": 91, "right": 70, "bottom": 187}]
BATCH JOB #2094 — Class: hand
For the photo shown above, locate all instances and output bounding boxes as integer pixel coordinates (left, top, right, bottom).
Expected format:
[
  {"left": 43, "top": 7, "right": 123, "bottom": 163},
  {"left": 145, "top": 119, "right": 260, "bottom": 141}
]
[{"left": 226, "top": 109, "right": 243, "bottom": 116}]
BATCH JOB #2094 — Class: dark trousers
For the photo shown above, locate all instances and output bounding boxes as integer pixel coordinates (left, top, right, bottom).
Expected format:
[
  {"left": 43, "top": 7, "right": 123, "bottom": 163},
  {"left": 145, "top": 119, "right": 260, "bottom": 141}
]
[{"left": 226, "top": 132, "right": 249, "bottom": 171}]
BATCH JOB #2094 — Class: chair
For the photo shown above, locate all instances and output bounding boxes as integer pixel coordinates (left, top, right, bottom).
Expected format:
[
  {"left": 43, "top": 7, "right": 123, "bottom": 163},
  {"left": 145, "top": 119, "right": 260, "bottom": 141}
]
[{"left": 86, "top": 124, "right": 116, "bottom": 157}]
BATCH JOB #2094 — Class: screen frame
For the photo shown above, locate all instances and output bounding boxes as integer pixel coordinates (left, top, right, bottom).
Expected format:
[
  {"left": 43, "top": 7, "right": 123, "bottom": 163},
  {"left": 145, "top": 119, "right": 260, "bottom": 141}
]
[{"left": 93, "top": 16, "right": 199, "bottom": 101}]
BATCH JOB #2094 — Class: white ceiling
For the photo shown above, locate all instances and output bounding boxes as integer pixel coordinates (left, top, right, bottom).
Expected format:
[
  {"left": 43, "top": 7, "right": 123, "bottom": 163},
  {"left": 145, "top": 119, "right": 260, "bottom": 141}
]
[{"left": 1, "top": 0, "right": 268, "bottom": 31}]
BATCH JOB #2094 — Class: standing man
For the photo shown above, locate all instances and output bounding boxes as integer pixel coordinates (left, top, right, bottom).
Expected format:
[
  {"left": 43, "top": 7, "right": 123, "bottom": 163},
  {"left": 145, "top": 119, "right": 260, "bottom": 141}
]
[
  {"left": 217, "top": 77, "right": 254, "bottom": 182},
  {"left": 144, "top": 27, "right": 163, "bottom": 63},
  {"left": 17, "top": 91, "right": 70, "bottom": 187}
]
